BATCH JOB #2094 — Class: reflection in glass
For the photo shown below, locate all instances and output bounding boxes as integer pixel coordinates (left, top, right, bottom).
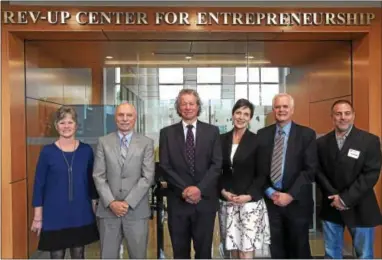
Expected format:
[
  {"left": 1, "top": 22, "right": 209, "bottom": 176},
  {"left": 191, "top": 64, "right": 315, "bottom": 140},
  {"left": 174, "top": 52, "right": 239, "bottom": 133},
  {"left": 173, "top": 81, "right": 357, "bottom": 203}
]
[
  {"left": 249, "top": 68, "right": 260, "bottom": 82},
  {"left": 249, "top": 84, "right": 260, "bottom": 106},
  {"left": 261, "top": 84, "right": 279, "bottom": 106},
  {"left": 261, "top": 67, "right": 279, "bottom": 83},
  {"left": 235, "top": 84, "right": 247, "bottom": 101},
  {"left": 159, "top": 68, "right": 183, "bottom": 84},
  {"left": 235, "top": 67, "right": 260, "bottom": 82},
  {"left": 159, "top": 85, "right": 183, "bottom": 100},
  {"left": 115, "top": 67, "right": 121, "bottom": 84},
  {"left": 197, "top": 67, "right": 221, "bottom": 84},
  {"left": 235, "top": 67, "right": 248, "bottom": 82},
  {"left": 197, "top": 85, "right": 222, "bottom": 101},
  {"left": 115, "top": 84, "right": 121, "bottom": 104}
]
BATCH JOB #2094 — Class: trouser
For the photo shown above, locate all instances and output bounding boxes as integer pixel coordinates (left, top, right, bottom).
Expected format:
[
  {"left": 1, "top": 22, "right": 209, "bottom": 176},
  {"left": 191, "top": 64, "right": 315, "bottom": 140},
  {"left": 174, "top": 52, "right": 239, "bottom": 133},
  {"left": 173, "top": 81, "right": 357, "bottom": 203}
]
[{"left": 322, "top": 220, "right": 375, "bottom": 259}]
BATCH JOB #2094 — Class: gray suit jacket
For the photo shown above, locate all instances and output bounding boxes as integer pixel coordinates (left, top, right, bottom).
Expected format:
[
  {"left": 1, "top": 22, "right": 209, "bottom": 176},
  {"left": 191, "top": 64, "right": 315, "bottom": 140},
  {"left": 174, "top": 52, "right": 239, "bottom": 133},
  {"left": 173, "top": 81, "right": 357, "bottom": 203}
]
[{"left": 93, "top": 131, "right": 155, "bottom": 219}]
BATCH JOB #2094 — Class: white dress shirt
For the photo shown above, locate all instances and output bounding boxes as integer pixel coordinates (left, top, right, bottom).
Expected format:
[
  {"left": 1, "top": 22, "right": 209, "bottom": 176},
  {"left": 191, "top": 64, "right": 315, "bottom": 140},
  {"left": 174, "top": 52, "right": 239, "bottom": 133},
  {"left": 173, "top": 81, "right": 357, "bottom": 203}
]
[{"left": 182, "top": 120, "right": 197, "bottom": 143}]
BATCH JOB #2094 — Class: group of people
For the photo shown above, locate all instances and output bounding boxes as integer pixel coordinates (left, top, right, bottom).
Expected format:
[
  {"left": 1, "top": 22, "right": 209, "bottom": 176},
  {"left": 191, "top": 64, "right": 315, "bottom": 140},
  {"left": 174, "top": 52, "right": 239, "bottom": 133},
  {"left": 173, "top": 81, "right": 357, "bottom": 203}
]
[{"left": 31, "top": 89, "right": 382, "bottom": 259}]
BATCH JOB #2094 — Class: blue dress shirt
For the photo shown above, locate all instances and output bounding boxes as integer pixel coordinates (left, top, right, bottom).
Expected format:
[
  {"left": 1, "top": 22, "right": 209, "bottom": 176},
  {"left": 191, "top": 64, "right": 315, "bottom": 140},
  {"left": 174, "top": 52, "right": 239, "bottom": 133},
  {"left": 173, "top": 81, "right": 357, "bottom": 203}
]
[
  {"left": 265, "top": 121, "right": 292, "bottom": 198},
  {"left": 118, "top": 131, "right": 133, "bottom": 147}
]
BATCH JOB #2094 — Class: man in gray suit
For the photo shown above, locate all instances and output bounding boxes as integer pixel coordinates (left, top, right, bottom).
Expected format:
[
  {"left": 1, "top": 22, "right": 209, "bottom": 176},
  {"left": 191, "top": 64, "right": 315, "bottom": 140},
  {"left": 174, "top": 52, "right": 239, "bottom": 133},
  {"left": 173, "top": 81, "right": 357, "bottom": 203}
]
[{"left": 93, "top": 102, "right": 155, "bottom": 259}]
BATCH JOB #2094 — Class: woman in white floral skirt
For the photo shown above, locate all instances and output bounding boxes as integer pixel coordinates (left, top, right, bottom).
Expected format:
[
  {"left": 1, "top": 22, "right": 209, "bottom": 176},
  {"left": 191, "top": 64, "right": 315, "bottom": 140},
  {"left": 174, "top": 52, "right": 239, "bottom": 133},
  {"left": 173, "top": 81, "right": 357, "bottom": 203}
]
[{"left": 219, "top": 99, "right": 271, "bottom": 259}]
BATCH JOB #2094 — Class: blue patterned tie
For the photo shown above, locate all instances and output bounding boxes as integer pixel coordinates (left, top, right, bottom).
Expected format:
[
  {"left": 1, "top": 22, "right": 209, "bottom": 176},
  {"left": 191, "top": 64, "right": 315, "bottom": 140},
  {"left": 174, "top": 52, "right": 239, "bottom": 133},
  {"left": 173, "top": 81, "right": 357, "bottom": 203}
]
[{"left": 185, "top": 125, "right": 195, "bottom": 175}]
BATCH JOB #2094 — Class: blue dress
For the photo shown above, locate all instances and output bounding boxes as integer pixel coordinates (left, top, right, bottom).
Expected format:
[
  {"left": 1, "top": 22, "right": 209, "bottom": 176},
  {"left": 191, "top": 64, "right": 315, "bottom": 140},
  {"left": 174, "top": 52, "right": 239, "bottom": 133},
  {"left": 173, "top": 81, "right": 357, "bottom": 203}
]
[{"left": 32, "top": 142, "right": 99, "bottom": 251}]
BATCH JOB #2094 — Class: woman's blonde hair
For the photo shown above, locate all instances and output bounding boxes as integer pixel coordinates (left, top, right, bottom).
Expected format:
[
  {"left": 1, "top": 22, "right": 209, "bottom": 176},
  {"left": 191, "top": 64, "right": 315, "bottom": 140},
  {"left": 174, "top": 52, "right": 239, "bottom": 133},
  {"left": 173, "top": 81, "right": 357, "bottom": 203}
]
[{"left": 54, "top": 106, "right": 78, "bottom": 126}]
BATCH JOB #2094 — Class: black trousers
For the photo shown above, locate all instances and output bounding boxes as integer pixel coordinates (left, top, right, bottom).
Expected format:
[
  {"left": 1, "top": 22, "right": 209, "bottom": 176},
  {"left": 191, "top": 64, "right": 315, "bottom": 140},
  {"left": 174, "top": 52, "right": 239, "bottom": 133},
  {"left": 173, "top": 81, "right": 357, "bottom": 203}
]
[
  {"left": 266, "top": 200, "right": 313, "bottom": 259},
  {"left": 168, "top": 208, "right": 216, "bottom": 259}
]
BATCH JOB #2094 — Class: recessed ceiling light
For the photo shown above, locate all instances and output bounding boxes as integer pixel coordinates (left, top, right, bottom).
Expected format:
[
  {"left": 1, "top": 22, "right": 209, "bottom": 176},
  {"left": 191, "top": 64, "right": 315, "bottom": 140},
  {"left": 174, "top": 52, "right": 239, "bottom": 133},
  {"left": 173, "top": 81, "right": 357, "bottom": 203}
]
[
  {"left": 185, "top": 55, "right": 193, "bottom": 60},
  {"left": 245, "top": 55, "right": 254, "bottom": 59},
  {"left": 105, "top": 56, "right": 113, "bottom": 59}
]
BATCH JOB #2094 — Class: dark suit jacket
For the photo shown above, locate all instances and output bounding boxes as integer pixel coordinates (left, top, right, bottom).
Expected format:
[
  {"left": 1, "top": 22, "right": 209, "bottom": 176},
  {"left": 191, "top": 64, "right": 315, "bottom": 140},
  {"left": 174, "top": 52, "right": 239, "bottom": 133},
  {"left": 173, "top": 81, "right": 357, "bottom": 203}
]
[
  {"left": 219, "top": 129, "right": 265, "bottom": 202},
  {"left": 159, "top": 120, "right": 223, "bottom": 214},
  {"left": 316, "top": 126, "right": 382, "bottom": 227},
  {"left": 256, "top": 122, "right": 318, "bottom": 216}
]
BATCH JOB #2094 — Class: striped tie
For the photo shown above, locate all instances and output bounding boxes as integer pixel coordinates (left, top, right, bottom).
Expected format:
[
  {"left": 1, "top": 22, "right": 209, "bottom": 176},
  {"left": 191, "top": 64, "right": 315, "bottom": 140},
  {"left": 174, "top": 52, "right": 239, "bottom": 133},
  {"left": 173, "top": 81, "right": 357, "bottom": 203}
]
[
  {"left": 120, "top": 136, "right": 128, "bottom": 166},
  {"left": 270, "top": 130, "right": 285, "bottom": 185}
]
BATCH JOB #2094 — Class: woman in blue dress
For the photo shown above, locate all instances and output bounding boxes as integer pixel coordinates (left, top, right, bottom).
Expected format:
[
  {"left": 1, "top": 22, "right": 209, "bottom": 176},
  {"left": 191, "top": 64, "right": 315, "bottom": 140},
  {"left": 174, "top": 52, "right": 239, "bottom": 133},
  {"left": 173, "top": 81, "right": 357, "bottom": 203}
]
[{"left": 30, "top": 106, "right": 99, "bottom": 259}]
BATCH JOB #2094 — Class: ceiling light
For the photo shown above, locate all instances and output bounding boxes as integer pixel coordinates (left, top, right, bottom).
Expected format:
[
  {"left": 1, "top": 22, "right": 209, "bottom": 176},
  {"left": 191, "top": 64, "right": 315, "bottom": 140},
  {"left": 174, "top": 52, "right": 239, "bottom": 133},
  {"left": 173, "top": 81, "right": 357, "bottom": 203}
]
[
  {"left": 105, "top": 60, "right": 271, "bottom": 65},
  {"left": 245, "top": 55, "right": 254, "bottom": 59},
  {"left": 105, "top": 56, "right": 113, "bottom": 59},
  {"left": 152, "top": 52, "right": 246, "bottom": 56},
  {"left": 185, "top": 55, "right": 193, "bottom": 60}
]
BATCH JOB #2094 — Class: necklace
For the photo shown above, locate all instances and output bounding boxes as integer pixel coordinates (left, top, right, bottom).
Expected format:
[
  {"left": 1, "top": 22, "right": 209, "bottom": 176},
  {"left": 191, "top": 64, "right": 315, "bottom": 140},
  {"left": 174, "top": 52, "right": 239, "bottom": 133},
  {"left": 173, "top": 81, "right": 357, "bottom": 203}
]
[{"left": 58, "top": 140, "right": 77, "bottom": 201}]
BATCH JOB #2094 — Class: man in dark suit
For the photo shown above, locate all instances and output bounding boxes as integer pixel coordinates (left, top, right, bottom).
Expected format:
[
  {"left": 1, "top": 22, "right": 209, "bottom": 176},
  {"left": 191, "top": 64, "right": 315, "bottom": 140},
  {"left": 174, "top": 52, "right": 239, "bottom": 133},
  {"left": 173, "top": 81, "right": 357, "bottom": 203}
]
[
  {"left": 159, "top": 89, "right": 222, "bottom": 259},
  {"left": 316, "top": 99, "right": 382, "bottom": 259},
  {"left": 256, "top": 93, "right": 318, "bottom": 259}
]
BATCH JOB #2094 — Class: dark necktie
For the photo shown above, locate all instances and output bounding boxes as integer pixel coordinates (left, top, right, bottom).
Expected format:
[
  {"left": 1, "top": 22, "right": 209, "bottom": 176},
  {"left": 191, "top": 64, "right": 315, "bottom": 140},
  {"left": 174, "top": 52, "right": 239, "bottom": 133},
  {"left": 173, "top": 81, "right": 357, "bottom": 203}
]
[
  {"left": 270, "top": 130, "right": 285, "bottom": 184},
  {"left": 185, "top": 125, "right": 195, "bottom": 175}
]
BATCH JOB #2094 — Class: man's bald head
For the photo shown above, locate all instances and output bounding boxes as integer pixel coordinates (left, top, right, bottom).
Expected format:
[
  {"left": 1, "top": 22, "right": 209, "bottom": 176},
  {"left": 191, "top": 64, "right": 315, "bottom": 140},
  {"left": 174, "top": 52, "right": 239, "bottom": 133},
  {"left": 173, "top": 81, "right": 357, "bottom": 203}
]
[{"left": 115, "top": 102, "right": 137, "bottom": 134}]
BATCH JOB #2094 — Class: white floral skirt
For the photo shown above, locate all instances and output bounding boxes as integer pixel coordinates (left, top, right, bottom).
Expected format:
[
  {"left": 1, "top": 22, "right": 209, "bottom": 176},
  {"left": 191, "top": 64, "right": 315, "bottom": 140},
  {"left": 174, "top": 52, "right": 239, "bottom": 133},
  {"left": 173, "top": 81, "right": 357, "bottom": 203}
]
[{"left": 219, "top": 199, "right": 271, "bottom": 252}]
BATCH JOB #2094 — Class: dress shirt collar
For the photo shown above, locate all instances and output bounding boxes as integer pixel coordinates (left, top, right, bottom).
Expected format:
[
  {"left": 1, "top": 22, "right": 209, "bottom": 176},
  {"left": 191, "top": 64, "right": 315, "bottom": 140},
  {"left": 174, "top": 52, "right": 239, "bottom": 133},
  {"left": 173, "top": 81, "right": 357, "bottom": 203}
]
[
  {"left": 335, "top": 124, "right": 353, "bottom": 140},
  {"left": 182, "top": 120, "right": 197, "bottom": 130},
  {"left": 276, "top": 121, "right": 292, "bottom": 137},
  {"left": 118, "top": 131, "right": 133, "bottom": 145}
]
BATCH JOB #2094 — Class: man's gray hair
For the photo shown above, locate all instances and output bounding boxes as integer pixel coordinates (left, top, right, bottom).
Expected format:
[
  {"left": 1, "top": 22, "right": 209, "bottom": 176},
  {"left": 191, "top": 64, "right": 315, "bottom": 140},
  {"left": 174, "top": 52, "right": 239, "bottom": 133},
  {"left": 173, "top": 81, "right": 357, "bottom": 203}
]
[{"left": 272, "top": 93, "right": 295, "bottom": 108}]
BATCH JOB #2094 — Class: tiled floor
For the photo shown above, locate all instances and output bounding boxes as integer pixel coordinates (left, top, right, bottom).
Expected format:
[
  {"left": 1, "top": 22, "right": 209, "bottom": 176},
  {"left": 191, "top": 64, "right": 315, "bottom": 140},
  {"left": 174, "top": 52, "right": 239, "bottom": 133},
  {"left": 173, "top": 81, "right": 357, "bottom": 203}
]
[{"left": 32, "top": 215, "right": 337, "bottom": 259}]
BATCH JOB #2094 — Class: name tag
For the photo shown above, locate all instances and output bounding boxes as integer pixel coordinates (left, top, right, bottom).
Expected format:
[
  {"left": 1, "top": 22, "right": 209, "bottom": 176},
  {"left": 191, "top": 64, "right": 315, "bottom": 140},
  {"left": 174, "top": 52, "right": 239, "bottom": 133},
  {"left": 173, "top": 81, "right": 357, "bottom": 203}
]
[{"left": 348, "top": 149, "right": 360, "bottom": 159}]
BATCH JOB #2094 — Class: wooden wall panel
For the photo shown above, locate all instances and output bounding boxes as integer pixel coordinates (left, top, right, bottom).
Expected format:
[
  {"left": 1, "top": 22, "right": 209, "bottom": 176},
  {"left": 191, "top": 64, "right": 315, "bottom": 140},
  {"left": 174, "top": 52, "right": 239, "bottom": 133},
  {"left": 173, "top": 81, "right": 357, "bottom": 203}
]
[
  {"left": 25, "top": 43, "right": 67, "bottom": 68},
  {"left": 308, "top": 43, "right": 352, "bottom": 135},
  {"left": 26, "top": 145, "right": 42, "bottom": 254},
  {"left": 26, "top": 99, "right": 40, "bottom": 137},
  {"left": 308, "top": 45, "right": 352, "bottom": 103},
  {"left": 286, "top": 73, "right": 310, "bottom": 127},
  {"left": 1, "top": 27, "right": 13, "bottom": 260},
  {"left": 352, "top": 35, "right": 370, "bottom": 131},
  {"left": 285, "top": 42, "right": 352, "bottom": 134},
  {"left": 376, "top": 9, "right": 382, "bottom": 258},
  {"left": 91, "top": 67, "right": 103, "bottom": 105},
  {"left": 367, "top": 9, "right": 382, "bottom": 257},
  {"left": 25, "top": 42, "right": 92, "bottom": 106},
  {"left": 309, "top": 96, "right": 352, "bottom": 134},
  {"left": 1, "top": 30, "right": 28, "bottom": 259},
  {"left": 9, "top": 31, "right": 26, "bottom": 183},
  {"left": 12, "top": 180, "right": 28, "bottom": 259}
]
